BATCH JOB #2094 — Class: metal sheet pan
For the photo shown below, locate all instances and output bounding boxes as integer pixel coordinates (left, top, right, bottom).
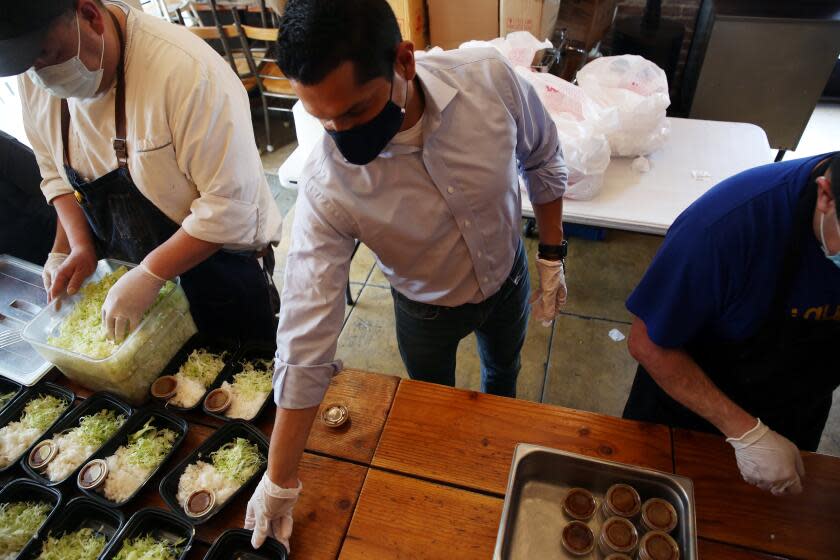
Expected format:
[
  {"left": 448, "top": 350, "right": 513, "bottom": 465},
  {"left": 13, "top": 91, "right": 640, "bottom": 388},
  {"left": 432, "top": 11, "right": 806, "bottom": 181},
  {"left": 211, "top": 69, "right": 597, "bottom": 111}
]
[
  {"left": 494, "top": 443, "right": 698, "bottom": 560},
  {"left": 0, "top": 255, "right": 52, "bottom": 385}
]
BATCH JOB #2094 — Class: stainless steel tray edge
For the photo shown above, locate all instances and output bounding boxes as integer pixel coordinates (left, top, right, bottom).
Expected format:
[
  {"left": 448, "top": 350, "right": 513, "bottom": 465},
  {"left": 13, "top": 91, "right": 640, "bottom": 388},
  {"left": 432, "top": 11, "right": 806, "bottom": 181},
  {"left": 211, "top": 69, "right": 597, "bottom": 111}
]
[{"left": 493, "top": 442, "right": 698, "bottom": 560}]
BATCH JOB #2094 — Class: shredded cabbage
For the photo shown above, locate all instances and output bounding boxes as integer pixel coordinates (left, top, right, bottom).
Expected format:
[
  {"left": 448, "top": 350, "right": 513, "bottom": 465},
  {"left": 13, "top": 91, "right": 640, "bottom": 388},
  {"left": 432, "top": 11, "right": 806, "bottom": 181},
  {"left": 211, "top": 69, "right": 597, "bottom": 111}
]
[
  {"left": 210, "top": 437, "right": 264, "bottom": 485},
  {"left": 230, "top": 360, "right": 273, "bottom": 400},
  {"left": 35, "top": 527, "right": 107, "bottom": 560},
  {"left": 176, "top": 349, "right": 227, "bottom": 387},
  {"left": 0, "top": 392, "right": 15, "bottom": 410},
  {"left": 73, "top": 409, "right": 126, "bottom": 447},
  {"left": 20, "top": 394, "right": 69, "bottom": 432},
  {"left": 47, "top": 267, "right": 175, "bottom": 359},
  {"left": 125, "top": 419, "right": 177, "bottom": 470},
  {"left": 113, "top": 534, "right": 183, "bottom": 560},
  {"left": 0, "top": 501, "right": 51, "bottom": 558}
]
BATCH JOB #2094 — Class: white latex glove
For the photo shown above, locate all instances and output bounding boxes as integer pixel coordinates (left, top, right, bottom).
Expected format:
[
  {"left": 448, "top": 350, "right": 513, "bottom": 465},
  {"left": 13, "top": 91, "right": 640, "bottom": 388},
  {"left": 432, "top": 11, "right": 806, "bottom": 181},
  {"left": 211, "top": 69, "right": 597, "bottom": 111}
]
[
  {"left": 101, "top": 263, "right": 165, "bottom": 342},
  {"left": 244, "top": 473, "right": 302, "bottom": 552},
  {"left": 42, "top": 253, "right": 68, "bottom": 292},
  {"left": 726, "top": 419, "right": 805, "bottom": 496},
  {"left": 530, "top": 257, "right": 567, "bottom": 326}
]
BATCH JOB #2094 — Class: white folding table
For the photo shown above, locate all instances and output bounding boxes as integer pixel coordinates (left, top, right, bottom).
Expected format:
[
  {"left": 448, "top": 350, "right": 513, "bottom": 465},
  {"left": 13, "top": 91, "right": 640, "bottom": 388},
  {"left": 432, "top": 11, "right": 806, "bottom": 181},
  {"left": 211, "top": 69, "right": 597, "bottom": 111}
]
[{"left": 521, "top": 117, "right": 772, "bottom": 235}]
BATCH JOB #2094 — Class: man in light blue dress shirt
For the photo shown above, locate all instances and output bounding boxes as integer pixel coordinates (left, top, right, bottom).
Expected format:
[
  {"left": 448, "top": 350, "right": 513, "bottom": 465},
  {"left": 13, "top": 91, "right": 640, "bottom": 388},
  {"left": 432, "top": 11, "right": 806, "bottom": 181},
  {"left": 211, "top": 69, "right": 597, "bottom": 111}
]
[{"left": 245, "top": 0, "right": 569, "bottom": 548}]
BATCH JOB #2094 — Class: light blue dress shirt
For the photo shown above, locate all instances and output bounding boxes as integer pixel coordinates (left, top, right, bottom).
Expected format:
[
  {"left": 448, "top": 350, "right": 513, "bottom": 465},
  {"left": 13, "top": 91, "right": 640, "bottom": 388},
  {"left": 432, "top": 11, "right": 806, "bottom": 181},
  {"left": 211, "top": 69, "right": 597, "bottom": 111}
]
[{"left": 273, "top": 48, "right": 568, "bottom": 409}]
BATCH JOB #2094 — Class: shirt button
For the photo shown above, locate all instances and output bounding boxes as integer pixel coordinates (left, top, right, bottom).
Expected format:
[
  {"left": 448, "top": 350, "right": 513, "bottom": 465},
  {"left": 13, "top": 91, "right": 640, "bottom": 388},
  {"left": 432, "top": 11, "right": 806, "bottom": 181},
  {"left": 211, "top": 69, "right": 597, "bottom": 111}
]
[
  {"left": 465, "top": 220, "right": 471, "bottom": 227},
  {"left": 483, "top": 276, "right": 489, "bottom": 282},
  {"left": 447, "top": 187, "right": 455, "bottom": 194}
]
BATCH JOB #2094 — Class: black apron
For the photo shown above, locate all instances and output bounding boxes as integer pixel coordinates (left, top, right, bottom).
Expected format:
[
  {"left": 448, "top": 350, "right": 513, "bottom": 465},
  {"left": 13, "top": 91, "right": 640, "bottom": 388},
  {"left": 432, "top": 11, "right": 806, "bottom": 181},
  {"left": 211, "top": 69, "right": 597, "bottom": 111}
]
[
  {"left": 623, "top": 161, "right": 840, "bottom": 452},
  {"left": 61, "top": 10, "right": 279, "bottom": 343}
]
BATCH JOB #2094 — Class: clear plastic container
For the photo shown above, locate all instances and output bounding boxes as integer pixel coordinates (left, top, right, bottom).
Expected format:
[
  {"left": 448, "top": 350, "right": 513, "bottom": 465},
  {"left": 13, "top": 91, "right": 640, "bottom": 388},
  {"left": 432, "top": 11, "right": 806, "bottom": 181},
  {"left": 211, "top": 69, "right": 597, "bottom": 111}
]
[{"left": 22, "top": 260, "right": 197, "bottom": 405}]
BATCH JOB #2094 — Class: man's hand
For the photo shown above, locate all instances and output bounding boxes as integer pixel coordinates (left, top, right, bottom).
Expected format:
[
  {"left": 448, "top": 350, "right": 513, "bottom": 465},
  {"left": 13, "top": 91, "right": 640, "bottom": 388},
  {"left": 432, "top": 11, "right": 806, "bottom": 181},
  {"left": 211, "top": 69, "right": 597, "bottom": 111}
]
[
  {"left": 101, "top": 263, "right": 165, "bottom": 342},
  {"left": 530, "top": 257, "right": 567, "bottom": 326},
  {"left": 48, "top": 244, "right": 97, "bottom": 302},
  {"left": 727, "top": 419, "right": 805, "bottom": 496},
  {"left": 244, "top": 473, "right": 302, "bottom": 551},
  {"left": 43, "top": 253, "right": 68, "bottom": 293}
]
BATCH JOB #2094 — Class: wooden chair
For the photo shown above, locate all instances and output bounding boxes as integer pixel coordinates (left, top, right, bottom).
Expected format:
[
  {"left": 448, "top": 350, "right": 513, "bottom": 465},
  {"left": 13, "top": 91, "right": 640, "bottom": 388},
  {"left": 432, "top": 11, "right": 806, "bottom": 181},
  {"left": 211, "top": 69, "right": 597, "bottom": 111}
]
[{"left": 187, "top": 25, "right": 258, "bottom": 91}]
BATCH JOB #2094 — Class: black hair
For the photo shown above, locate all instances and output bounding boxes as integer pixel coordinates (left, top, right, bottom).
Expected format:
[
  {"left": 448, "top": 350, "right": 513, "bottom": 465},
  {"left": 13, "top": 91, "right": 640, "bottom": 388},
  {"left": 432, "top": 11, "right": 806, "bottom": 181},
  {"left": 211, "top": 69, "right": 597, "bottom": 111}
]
[{"left": 276, "top": 0, "right": 402, "bottom": 86}]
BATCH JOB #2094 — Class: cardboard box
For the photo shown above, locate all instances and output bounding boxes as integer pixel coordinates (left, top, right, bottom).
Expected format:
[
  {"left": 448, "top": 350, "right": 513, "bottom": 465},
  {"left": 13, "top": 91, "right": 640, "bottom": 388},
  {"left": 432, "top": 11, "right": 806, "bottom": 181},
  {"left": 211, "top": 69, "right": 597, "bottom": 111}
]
[
  {"left": 555, "top": 0, "right": 618, "bottom": 50},
  {"left": 500, "top": 0, "right": 561, "bottom": 40},
  {"left": 386, "top": 0, "right": 429, "bottom": 48},
  {"left": 427, "top": 0, "right": 500, "bottom": 50}
]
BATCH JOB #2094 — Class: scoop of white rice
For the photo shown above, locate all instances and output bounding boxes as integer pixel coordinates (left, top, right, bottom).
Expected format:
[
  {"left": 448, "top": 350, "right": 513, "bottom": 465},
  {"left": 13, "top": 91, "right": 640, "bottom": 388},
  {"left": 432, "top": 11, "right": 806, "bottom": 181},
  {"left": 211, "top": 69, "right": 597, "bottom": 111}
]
[
  {"left": 45, "top": 430, "right": 97, "bottom": 482},
  {"left": 0, "top": 423, "right": 43, "bottom": 468},
  {"left": 221, "top": 381, "right": 269, "bottom": 421},
  {"left": 167, "top": 374, "right": 206, "bottom": 408},
  {"left": 176, "top": 461, "right": 240, "bottom": 511},
  {"left": 99, "top": 445, "right": 152, "bottom": 503}
]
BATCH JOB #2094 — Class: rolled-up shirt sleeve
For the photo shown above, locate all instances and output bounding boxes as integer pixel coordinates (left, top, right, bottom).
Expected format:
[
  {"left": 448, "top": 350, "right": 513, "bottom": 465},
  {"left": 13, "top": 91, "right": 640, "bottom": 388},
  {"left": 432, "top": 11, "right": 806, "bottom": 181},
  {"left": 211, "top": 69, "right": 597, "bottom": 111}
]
[
  {"left": 273, "top": 180, "right": 356, "bottom": 409},
  {"left": 503, "top": 62, "right": 568, "bottom": 204}
]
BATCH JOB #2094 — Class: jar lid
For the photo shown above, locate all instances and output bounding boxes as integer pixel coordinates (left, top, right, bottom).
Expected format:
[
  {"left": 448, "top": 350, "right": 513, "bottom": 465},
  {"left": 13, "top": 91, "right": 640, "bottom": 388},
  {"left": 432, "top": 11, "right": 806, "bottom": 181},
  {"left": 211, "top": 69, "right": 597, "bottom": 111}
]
[
  {"left": 602, "top": 516, "right": 639, "bottom": 552},
  {"left": 561, "top": 520, "right": 595, "bottom": 556},
  {"left": 151, "top": 375, "right": 178, "bottom": 400},
  {"left": 642, "top": 498, "right": 678, "bottom": 533},
  {"left": 605, "top": 483, "right": 641, "bottom": 517},
  {"left": 640, "top": 531, "right": 680, "bottom": 560},
  {"left": 563, "top": 487, "right": 596, "bottom": 520},
  {"left": 78, "top": 459, "right": 109, "bottom": 490},
  {"left": 28, "top": 439, "right": 58, "bottom": 470},
  {"left": 321, "top": 403, "right": 349, "bottom": 428},
  {"left": 204, "top": 387, "right": 232, "bottom": 413},
  {"left": 185, "top": 489, "right": 216, "bottom": 518}
]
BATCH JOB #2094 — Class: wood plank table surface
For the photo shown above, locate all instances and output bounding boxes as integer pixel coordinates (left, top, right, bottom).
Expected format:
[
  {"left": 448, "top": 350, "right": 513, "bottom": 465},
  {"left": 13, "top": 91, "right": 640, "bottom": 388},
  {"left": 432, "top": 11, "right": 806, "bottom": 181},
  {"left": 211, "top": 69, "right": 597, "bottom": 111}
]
[
  {"left": 372, "top": 379, "right": 673, "bottom": 495},
  {"left": 55, "top": 368, "right": 399, "bottom": 466},
  {"left": 674, "top": 429, "right": 840, "bottom": 560}
]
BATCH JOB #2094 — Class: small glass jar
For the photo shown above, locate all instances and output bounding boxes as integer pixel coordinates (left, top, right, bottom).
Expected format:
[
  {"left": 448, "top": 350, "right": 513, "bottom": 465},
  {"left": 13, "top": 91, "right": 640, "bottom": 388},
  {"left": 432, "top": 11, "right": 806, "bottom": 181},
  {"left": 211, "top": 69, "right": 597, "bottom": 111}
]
[
  {"left": 640, "top": 498, "right": 678, "bottom": 534},
  {"left": 637, "top": 530, "right": 680, "bottom": 560},
  {"left": 562, "top": 487, "right": 597, "bottom": 521},
  {"left": 598, "top": 516, "right": 639, "bottom": 556},
  {"left": 561, "top": 520, "right": 595, "bottom": 557},
  {"left": 600, "top": 483, "right": 641, "bottom": 520}
]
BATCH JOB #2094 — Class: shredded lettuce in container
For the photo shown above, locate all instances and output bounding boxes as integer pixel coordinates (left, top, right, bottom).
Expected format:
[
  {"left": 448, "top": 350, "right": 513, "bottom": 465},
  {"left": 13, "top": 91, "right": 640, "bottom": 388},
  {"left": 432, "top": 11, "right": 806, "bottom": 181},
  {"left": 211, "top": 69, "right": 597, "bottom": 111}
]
[
  {"left": 45, "top": 409, "right": 126, "bottom": 482},
  {"left": 35, "top": 527, "right": 107, "bottom": 560},
  {"left": 178, "top": 349, "right": 227, "bottom": 387},
  {"left": 211, "top": 437, "right": 265, "bottom": 485},
  {"left": 75, "top": 409, "right": 127, "bottom": 447},
  {"left": 126, "top": 419, "right": 177, "bottom": 470},
  {"left": 19, "top": 395, "right": 69, "bottom": 432},
  {"left": 0, "top": 392, "right": 15, "bottom": 410},
  {"left": 47, "top": 267, "right": 175, "bottom": 359},
  {"left": 0, "top": 501, "right": 51, "bottom": 559},
  {"left": 230, "top": 360, "right": 273, "bottom": 400},
  {"left": 114, "top": 534, "right": 184, "bottom": 560}
]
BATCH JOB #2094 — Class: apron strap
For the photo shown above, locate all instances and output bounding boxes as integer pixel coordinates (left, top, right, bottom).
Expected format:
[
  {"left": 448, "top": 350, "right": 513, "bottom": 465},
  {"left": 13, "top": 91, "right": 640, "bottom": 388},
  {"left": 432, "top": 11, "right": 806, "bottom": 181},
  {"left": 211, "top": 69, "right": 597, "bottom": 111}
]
[{"left": 60, "top": 8, "right": 128, "bottom": 170}]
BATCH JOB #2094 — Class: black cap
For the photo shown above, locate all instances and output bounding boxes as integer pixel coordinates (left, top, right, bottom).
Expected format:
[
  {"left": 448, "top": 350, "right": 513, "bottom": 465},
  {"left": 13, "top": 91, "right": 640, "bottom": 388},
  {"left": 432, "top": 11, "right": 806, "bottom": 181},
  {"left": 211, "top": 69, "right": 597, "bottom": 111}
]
[{"left": 0, "top": 0, "right": 75, "bottom": 77}]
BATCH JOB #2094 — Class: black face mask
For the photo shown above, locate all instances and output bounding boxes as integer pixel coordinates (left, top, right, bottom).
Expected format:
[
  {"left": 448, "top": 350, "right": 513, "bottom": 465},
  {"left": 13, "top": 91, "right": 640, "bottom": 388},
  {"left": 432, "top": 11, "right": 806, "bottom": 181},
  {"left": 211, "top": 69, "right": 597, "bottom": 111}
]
[{"left": 327, "top": 75, "right": 406, "bottom": 166}]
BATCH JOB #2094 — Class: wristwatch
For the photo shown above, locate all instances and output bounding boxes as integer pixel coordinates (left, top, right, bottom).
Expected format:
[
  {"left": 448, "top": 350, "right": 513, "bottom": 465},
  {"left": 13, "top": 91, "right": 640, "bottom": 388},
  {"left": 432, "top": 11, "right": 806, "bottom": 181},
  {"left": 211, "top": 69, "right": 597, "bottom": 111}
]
[{"left": 538, "top": 240, "right": 568, "bottom": 261}]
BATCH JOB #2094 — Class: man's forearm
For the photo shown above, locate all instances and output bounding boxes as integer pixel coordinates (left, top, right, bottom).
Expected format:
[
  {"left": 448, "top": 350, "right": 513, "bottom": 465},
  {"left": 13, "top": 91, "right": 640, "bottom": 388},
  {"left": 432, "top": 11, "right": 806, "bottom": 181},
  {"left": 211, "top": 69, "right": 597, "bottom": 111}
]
[
  {"left": 143, "top": 228, "right": 221, "bottom": 279},
  {"left": 52, "top": 194, "right": 95, "bottom": 250},
  {"left": 532, "top": 197, "right": 564, "bottom": 246},
  {"left": 628, "top": 318, "right": 756, "bottom": 438},
  {"left": 268, "top": 406, "right": 319, "bottom": 488},
  {"left": 51, "top": 217, "right": 70, "bottom": 254}
]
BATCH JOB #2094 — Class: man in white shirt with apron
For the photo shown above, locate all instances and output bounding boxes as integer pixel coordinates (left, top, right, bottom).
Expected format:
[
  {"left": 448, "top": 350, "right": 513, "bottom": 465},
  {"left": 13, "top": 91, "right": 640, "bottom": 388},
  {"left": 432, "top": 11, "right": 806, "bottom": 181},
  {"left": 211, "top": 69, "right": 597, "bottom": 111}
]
[{"left": 0, "top": 0, "right": 282, "bottom": 342}]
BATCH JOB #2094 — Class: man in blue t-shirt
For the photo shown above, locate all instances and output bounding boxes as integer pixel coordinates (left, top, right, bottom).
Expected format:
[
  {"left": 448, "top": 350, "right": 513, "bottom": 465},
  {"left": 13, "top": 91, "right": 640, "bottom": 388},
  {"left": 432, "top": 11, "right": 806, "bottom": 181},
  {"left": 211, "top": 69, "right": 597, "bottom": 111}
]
[{"left": 624, "top": 152, "right": 840, "bottom": 496}]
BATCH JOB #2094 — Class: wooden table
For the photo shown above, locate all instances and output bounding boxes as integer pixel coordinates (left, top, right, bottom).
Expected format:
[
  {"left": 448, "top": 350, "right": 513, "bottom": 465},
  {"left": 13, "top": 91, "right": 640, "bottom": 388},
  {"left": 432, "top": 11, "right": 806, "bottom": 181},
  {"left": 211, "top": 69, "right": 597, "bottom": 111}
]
[{"left": 15, "top": 372, "right": 840, "bottom": 559}]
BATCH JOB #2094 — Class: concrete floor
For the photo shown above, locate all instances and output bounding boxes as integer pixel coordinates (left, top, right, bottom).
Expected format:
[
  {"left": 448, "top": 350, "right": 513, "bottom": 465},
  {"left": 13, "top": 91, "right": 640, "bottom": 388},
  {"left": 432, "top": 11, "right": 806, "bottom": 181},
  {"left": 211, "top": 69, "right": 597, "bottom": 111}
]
[{"left": 257, "top": 110, "right": 840, "bottom": 458}]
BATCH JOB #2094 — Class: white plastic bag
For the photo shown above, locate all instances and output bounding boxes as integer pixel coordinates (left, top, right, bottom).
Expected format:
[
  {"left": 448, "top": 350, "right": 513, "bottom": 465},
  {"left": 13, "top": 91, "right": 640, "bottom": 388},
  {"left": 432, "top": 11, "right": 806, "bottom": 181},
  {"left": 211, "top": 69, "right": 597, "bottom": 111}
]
[
  {"left": 577, "top": 55, "right": 671, "bottom": 157},
  {"left": 516, "top": 68, "right": 614, "bottom": 200},
  {"left": 459, "top": 31, "right": 551, "bottom": 69}
]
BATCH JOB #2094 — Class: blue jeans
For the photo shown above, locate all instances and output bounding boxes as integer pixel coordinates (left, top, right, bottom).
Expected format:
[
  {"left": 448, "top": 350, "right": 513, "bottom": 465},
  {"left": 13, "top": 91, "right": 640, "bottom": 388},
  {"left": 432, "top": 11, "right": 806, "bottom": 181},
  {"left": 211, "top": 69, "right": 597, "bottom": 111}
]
[{"left": 392, "top": 241, "right": 530, "bottom": 397}]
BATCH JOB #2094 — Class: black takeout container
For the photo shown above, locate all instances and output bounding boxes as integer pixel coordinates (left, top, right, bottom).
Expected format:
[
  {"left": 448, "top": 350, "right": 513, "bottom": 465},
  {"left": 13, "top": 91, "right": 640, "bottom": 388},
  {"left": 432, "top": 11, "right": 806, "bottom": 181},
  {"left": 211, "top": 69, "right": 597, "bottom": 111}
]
[
  {"left": 0, "top": 375, "right": 24, "bottom": 412},
  {"left": 0, "top": 478, "right": 64, "bottom": 557},
  {"left": 203, "top": 342, "right": 276, "bottom": 423},
  {"left": 202, "top": 529, "right": 288, "bottom": 560},
  {"left": 101, "top": 507, "right": 195, "bottom": 560}
]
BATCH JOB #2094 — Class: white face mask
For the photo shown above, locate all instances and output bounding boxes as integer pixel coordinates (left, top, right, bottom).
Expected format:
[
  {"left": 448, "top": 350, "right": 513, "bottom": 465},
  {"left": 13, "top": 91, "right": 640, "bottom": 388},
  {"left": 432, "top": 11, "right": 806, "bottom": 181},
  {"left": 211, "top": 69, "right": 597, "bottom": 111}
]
[{"left": 27, "top": 13, "right": 104, "bottom": 99}]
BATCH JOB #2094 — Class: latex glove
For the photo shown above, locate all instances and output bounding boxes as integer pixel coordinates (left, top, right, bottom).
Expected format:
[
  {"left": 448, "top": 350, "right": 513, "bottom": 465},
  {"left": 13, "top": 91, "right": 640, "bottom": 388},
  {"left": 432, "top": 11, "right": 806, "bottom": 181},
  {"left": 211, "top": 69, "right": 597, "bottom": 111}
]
[
  {"left": 48, "top": 244, "right": 97, "bottom": 303},
  {"left": 727, "top": 419, "right": 805, "bottom": 496},
  {"left": 530, "top": 257, "right": 567, "bottom": 326},
  {"left": 101, "top": 263, "right": 165, "bottom": 342},
  {"left": 244, "top": 473, "right": 302, "bottom": 552},
  {"left": 42, "top": 253, "right": 68, "bottom": 293}
]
